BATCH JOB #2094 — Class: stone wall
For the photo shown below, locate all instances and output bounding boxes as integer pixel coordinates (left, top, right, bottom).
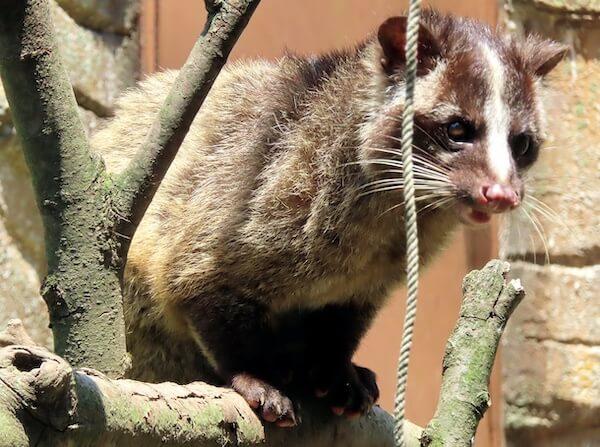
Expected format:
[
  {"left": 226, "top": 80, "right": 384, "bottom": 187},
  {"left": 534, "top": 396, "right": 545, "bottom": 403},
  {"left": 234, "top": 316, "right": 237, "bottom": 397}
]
[
  {"left": 0, "top": 0, "right": 139, "bottom": 347},
  {"left": 500, "top": 1, "right": 600, "bottom": 445}
]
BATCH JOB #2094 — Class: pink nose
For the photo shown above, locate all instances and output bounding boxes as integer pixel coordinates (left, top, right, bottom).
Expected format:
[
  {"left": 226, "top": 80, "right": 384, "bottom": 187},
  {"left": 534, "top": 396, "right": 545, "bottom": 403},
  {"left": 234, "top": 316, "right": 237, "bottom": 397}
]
[{"left": 480, "top": 184, "right": 520, "bottom": 212}]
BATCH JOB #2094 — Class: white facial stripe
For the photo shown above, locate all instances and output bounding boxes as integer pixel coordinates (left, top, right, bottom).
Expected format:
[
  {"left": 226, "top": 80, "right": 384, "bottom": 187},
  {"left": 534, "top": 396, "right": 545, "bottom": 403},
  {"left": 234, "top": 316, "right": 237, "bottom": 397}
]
[{"left": 481, "top": 44, "right": 512, "bottom": 183}]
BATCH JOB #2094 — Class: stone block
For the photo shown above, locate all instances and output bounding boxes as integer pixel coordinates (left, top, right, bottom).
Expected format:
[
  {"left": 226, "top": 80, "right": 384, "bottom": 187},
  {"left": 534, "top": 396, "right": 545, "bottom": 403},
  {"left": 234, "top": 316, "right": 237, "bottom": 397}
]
[
  {"left": 0, "top": 227, "right": 51, "bottom": 348},
  {"left": 56, "top": 0, "right": 139, "bottom": 34},
  {"left": 503, "top": 261, "right": 600, "bottom": 438},
  {"left": 508, "top": 262, "right": 600, "bottom": 346},
  {"left": 0, "top": 105, "right": 105, "bottom": 348},
  {"left": 0, "top": 135, "right": 45, "bottom": 274},
  {"left": 503, "top": 337, "right": 600, "bottom": 433},
  {"left": 0, "top": 135, "right": 50, "bottom": 348},
  {"left": 506, "top": 426, "right": 600, "bottom": 447},
  {"left": 51, "top": 0, "right": 139, "bottom": 115},
  {"left": 0, "top": 3, "right": 139, "bottom": 118}
]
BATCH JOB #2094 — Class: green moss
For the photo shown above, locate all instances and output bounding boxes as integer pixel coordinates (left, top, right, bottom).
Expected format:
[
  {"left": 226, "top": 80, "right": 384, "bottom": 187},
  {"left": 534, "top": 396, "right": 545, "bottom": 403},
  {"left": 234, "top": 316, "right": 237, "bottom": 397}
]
[
  {"left": 236, "top": 416, "right": 264, "bottom": 444},
  {"left": 187, "top": 403, "right": 227, "bottom": 440},
  {"left": 107, "top": 396, "right": 152, "bottom": 428}
]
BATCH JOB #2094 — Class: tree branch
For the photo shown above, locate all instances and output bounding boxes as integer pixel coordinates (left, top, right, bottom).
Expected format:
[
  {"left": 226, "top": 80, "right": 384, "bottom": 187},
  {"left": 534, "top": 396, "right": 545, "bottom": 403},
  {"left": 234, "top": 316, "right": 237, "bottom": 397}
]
[
  {"left": 421, "top": 260, "right": 525, "bottom": 446},
  {"left": 0, "top": 0, "right": 100, "bottom": 263},
  {"left": 114, "top": 0, "right": 261, "bottom": 251},
  {"left": 0, "top": 0, "right": 129, "bottom": 376},
  {"left": 0, "top": 0, "right": 262, "bottom": 378},
  {"left": 0, "top": 336, "right": 421, "bottom": 447},
  {"left": 0, "top": 261, "right": 522, "bottom": 446}
]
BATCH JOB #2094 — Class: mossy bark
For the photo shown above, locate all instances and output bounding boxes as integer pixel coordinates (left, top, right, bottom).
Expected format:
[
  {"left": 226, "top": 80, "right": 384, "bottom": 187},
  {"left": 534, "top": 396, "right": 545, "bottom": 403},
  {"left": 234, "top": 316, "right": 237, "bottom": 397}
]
[
  {"left": 0, "top": 258, "right": 522, "bottom": 446},
  {"left": 0, "top": 321, "right": 421, "bottom": 447},
  {"left": 0, "top": 0, "right": 127, "bottom": 377},
  {"left": 421, "top": 260, "right": 525, "bottom": 446}
]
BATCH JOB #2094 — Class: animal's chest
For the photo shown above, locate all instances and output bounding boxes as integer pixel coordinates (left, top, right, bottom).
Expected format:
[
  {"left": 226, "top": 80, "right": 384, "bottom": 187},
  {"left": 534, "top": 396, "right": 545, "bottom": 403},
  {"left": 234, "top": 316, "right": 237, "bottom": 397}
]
[
  {"left": 270, "top": 239, "right": 405, "bottom": 313},
  {"left": 266, "top": 207, "right": 458, "bottom": 314}
]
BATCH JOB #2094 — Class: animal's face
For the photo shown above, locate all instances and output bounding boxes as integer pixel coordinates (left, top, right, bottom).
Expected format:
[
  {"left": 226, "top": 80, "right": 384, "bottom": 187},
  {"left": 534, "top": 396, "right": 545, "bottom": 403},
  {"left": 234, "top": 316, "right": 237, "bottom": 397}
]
[{"left": 361, "top": 11, "right": 566, "bottom": 226}]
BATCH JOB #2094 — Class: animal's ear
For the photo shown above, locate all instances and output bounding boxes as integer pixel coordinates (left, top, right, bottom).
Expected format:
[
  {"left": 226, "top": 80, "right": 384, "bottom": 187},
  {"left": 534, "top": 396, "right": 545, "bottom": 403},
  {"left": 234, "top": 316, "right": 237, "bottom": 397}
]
[
  {"left": 377, "top": 16, "right": 442, "bottom": 76},
  {"left": 523, "top": 37, "right": 568, "bottom": 77}
]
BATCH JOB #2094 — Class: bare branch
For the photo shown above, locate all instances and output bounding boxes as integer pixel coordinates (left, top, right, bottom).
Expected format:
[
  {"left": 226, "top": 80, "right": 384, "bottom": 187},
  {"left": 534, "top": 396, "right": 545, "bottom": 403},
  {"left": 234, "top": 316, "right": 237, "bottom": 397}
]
[
  {"left": 115, "top": 0, "right": 261, "bottom": 252},
  {"left": 0, "top": 0, "right": 129, "bottom": 376},
  {"left": 421, "top": 260, "right": 525, "bottom": 446}
]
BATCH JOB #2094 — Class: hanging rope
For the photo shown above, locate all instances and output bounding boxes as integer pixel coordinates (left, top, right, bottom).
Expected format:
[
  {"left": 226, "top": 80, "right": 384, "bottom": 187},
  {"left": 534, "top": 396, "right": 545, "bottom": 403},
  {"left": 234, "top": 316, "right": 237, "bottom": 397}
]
[{"left": 393, "top": 0, "right": 422, "bottom": 446}]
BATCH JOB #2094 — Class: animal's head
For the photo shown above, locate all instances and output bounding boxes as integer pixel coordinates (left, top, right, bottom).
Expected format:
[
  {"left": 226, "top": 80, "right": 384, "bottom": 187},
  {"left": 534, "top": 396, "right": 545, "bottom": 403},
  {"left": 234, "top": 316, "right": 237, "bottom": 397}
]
[{"left": 360, "top": 10, "right": 567, "bottom": 225}]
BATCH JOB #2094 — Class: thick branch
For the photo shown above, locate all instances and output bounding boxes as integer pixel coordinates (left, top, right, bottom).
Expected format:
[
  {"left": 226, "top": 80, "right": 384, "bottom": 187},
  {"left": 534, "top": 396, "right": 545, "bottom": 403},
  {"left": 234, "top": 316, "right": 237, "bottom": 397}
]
[
  {"left": 421, "top": 260, "right": 525, "bottom": 446},
  {"left": 0, "top": 0, "right": 100, "bottom": 264},
  {"left": 0, "top": 330, "right": 421, "bottom": 447},
  {"left": 0, "top": 0, "right": 128, "bottom": 376},
  {"left": 115, "top": 0, "right": 261, "bottom": 249},
  {"left": 0, "top": 260, "right": 522, "bottom": 446}
]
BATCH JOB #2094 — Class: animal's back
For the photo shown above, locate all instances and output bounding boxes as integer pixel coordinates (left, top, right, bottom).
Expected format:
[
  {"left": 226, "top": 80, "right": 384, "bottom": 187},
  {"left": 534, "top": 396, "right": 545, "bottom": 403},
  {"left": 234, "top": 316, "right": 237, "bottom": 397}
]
[
  {"left": 93, "top": 60, "right": 296, "bottom": 381},
  {"left": 92, "top": 50, "right": 448, "bottom": 383}
]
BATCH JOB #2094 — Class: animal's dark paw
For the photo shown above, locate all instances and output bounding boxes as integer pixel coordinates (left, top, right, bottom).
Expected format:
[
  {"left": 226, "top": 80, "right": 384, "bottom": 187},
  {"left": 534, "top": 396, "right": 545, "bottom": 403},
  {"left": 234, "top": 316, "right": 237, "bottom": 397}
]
[
  {"left": 311, "top": 363, "right": 379, "bottom": 418},
  {"left": 231, "top": 373, "right": 297, "bottom": 427}
]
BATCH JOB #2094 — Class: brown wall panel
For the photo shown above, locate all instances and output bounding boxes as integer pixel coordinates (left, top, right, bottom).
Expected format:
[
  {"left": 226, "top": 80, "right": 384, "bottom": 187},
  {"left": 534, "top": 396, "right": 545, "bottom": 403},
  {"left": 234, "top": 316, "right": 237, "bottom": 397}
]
[
  {"left": 156, "top": 1, "right": 497, "bottom": 69},
  {"left": 144, "top": 1, "right": 501, "bottom": 445}
]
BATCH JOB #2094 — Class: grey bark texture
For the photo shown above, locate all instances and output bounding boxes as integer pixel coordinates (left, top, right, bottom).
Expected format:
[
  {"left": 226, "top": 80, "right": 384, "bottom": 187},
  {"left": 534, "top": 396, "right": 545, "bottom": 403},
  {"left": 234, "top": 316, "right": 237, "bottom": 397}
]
[
  {"left": 421, "top": 261, "right": 524, "bottom": 446},
  {"left": 0, "top": 322, "right": 415, "bottom": 447}
]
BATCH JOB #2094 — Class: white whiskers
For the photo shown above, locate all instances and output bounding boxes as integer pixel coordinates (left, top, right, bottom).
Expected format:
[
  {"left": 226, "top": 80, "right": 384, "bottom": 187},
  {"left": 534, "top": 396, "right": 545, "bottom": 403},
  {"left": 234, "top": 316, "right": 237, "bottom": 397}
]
[
  {"left": 353, "top": 146, "right": 453, "bottom": 203},
  {"left": 501, "top": 187, "right": 565, "bottom": 265},
  {"left": 343, "top": 145, "right": 455, "bottom": 221}
]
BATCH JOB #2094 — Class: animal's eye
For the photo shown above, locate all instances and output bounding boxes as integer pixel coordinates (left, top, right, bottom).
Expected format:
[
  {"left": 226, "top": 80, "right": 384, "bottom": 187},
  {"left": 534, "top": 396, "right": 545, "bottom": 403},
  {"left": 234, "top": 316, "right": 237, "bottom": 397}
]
[
  {"left": 446, "top": 120, "right": 475, "bottom": 143},
  {"left": 512, "top": 133, "right": 533, "bottom": 158}
]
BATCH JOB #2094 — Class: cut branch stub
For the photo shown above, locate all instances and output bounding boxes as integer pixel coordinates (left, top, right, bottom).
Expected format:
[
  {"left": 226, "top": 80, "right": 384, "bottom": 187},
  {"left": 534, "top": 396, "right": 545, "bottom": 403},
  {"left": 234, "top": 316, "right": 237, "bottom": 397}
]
[
  {"left": 421, "top": 260, "right": 525, "bottom": 447},
  {"left": 0, "top": 345, "right": 73, "bottom": 432}
]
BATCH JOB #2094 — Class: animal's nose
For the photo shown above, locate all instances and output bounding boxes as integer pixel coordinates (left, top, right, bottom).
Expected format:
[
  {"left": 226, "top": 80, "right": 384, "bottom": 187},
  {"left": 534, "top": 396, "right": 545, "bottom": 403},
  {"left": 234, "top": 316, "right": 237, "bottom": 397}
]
[{"left": 480, "top": 184, "right": 520, "bottom": 212}]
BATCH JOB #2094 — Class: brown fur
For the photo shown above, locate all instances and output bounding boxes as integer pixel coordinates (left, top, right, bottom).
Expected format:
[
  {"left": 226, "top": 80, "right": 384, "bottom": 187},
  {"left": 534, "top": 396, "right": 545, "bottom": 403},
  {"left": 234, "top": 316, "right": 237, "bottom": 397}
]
[{"left": 92, "top": 10, "right": 565, "bottom": 420}]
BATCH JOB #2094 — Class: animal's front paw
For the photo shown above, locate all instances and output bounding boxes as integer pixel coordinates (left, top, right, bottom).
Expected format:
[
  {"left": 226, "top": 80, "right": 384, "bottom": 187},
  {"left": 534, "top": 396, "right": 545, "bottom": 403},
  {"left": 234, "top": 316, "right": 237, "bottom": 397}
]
[
  {"left": 311, "top": 362, "right": 379, "bottom": 418},
  {"left": 231, "top": 373, "right": 297, "bottom": 427}
]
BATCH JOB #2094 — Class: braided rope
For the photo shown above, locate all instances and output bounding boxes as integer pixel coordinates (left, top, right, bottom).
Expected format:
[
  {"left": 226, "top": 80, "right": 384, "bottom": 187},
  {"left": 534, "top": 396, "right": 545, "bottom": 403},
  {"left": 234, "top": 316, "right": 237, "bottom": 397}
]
[{"left": 393, "top": 0, "right": 422, "bottom": 445}]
